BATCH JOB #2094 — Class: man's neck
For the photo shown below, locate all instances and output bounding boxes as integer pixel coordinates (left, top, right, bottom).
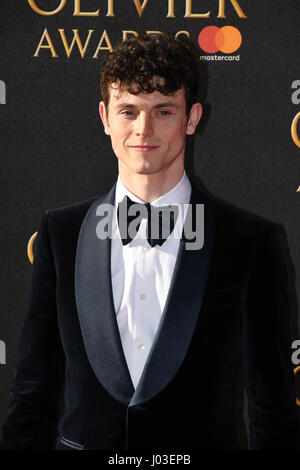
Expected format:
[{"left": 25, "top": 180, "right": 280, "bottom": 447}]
[{"left": 118, "top": 165, "right": 185, "bottom": 203}]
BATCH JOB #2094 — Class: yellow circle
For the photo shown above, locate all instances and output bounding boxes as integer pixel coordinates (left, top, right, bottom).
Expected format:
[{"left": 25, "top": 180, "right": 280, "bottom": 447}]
[
  {"left": 216, "top": 26, "right": 242, "bottom": 54},
  {"left": 294, "top": 366, "right": 300, "bottom": 406},
  {"left": 27, "top": 232, "right": 38, "bottom": 264},
  {"left": 291, "top": 112, "right": 300, "bottom": 148}
]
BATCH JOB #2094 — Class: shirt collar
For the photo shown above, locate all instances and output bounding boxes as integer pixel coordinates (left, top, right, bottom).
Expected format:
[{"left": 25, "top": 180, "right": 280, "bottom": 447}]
[{"left": 115, "top": 170, "right": 191, "bottom": 209}]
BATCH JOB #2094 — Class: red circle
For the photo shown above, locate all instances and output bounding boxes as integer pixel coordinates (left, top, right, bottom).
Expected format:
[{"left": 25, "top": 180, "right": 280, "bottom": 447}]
[{"left": 198, "top": 26, "right": 220, "bottom": 53}]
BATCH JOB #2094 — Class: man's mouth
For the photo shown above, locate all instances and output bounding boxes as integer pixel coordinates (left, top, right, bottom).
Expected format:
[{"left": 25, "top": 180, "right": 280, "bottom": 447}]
[{"left": 128, "top": 145, "right": 160, "bottom": 152}]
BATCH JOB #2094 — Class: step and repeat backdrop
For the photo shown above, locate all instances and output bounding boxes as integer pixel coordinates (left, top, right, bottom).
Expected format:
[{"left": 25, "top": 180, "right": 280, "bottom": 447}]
[{"left": 0, "top": 0, "right": 300, "bottom": 449}]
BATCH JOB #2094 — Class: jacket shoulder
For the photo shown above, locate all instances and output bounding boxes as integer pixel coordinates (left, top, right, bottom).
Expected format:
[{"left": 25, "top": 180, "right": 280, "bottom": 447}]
[
  {"left": 50, "top": 195, "right": 99, "bottom": 218},
  {"left": 191, "top": 181, "right": 276, "bottom": 235},
  {"left": 202, "top": 192, "right": 280, "bottom": 251},
  {"left": 42, "top": 194, "right": 105, "bottom": 241},
  {"left": 211, "top": 196, "right": 276, "bottom": 231}
]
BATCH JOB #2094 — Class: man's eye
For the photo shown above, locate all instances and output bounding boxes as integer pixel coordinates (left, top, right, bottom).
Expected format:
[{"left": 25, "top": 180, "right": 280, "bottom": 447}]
[
  {"left": 158, "top": 110, "right": 171, "bottom": 116},
  {"left": 121, "top": 110, "right": 134, "bottom": 116}
]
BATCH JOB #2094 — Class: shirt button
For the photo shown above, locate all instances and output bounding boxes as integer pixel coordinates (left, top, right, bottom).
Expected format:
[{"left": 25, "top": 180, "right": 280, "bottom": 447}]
[
  {"left": 138, "top": 344, "right": 145, "bottom": 350},
  {"left": 143, "top": 246, "right": 151, "bottom": 252},
  {"left": 140, "top": 294, "right": 147, "bottom": 300}
]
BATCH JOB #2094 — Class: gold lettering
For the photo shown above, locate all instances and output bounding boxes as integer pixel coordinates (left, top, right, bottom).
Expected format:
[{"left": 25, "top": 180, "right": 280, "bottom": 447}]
[
  {"left": 34, "top": 28, "right": 58, "bottom": 57},
  {"left": 167, "top": 0, "right": 175, "bottom": 18},
  {"left": 123, "top": 30, "right": 139, "bottom": 41},
  {"left": 107, "top": 0, "right": 115, "bottom": 16},
  {"left": 218, "top": 0, "right": 247, "bottom": 18},
  {"left": 297, "top": 186, "right": 300, "bottom": 192},
  {"left": 133, "top": 0, "right": 150, "bottom": 18},
  {"left": 74, "top": 0, "right": 99, "bottom": 16},
  {"left": 93, "top": 30, "right": 113, "bottom": 59},
  {"left": 175, "top": 30, "right": 190, "bottom": 39},
  {"left": 146, "top": 31, "right": 162, "bottom": 35},
  {"left": 291, "top": 112, "right": 300, "bottom": 148},
  {"left": 185, "top": 0, "right": 210, "bottom": 18},
  {"left": 28, "top": 0, "right": 66, "bottom": 16},
  {"left": 59, "top": 29, "right": 94, "bottom": 58}
]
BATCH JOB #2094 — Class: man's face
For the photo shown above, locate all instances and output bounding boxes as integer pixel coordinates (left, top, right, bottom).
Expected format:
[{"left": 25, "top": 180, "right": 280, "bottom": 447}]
[{"left": 99, "top": 81, "right": 202, "bottom": 177}]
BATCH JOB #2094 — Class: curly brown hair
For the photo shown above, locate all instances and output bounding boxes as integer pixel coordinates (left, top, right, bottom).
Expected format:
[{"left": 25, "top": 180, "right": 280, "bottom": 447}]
[{"left": 100, "top": 33, "right": 207, "bottom": 115}]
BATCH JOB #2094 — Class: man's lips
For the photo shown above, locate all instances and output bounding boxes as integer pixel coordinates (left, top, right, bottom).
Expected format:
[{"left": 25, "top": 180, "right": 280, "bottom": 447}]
[{"left": 128, "top": 145, "right": 160, "bottom": 152}]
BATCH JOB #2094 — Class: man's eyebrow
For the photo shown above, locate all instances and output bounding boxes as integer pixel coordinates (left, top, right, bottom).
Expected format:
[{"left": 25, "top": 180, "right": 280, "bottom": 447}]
[
  {"left": 114, "top": 101, "right": 180, "bottom": 109},
  {"left": 153, "top": 102, "right": 179, "bottom": 109},
  {"left": 114, "top": 103, "right": 136, "bottom": 109}
]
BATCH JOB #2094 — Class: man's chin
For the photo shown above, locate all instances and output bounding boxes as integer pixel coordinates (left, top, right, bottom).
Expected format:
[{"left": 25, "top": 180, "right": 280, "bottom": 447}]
[
  {"left": 131, "top": 166, "right": 163, "bottom": 176},
  {"left": 118, "top": 158, "right": 167, "bottom": 176}
]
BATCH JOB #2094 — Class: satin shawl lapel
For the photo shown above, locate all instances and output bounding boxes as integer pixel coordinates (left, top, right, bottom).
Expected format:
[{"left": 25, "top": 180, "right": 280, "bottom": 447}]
[
  {"left": 130, "top": 183, "right": 215, "bottom": 406},
  {"left": 75, "top": 183, "right": 135, "bottom": 405},
  {"left": 75, "top": 181, "right": 215, "bottom": 406}
]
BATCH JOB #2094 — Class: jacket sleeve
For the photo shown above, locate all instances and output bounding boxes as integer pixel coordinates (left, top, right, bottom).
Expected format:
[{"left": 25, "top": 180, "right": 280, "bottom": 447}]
[
  {"left": 243, "top": 222, "right": 300, "bottom": 449},
  {"left": 0, "top": 210, "right": 65, "bottom": 449}
]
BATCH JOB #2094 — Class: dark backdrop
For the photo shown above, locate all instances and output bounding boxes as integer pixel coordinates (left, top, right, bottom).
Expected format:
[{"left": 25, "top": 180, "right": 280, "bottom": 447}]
[{"left": 1, "top": 0, "right": 300, "bottom": 449}]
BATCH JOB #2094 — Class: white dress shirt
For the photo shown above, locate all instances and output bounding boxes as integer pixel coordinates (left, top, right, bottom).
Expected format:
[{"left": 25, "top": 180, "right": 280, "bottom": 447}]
[{"left": 111, "top": 170, "right": 191, "bottom": 389}]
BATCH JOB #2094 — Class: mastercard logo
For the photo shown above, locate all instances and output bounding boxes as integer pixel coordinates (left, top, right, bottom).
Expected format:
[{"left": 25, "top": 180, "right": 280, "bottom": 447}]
[{"left": 198, "top": 26, "right": 242, "bottom": 54}]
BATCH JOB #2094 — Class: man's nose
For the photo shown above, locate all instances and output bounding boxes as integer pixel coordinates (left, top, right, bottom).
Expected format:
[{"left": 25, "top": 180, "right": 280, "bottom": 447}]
[{"left": 135, "top": 113, "right": 154, "bottom": 137}]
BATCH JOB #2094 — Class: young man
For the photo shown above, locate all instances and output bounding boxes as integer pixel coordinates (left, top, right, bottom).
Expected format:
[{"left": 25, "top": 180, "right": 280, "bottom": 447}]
[{"left": 1, "top": 33, "right": 300, "bottom": 450}]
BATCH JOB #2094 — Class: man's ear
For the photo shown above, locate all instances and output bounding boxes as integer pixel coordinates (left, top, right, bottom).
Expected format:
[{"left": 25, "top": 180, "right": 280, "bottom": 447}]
[
  {"left": 186, "top": 103, "right": 203, "bottom": 135},
  {"left": 99, "top": 101, "right": 111, "bottom": 135}
]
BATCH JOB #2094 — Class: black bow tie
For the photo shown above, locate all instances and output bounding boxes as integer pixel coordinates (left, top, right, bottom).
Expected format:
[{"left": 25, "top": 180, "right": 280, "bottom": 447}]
[{"left": 117, "top": 195, "right": 179, "bottom": 247}]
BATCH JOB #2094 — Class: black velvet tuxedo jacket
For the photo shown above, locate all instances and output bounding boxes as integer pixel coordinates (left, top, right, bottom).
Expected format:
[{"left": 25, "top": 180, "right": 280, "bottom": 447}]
[{"left": 1, "top": 180, "right": 300, "bottom": 450}]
